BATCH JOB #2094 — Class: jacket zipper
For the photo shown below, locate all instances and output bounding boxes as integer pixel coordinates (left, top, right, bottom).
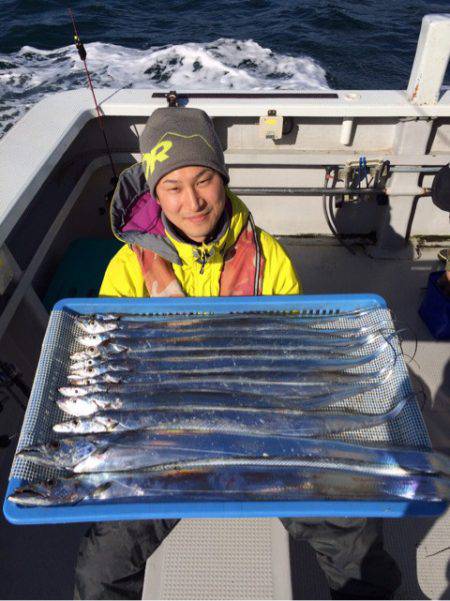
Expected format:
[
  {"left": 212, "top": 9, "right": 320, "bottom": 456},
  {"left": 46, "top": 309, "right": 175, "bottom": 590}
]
[
  {"left": 199, "top": 253, "right": 207, "bottom": 275},
  {"left": 194, "top": 248, "right": 212, "bottom": 275}
]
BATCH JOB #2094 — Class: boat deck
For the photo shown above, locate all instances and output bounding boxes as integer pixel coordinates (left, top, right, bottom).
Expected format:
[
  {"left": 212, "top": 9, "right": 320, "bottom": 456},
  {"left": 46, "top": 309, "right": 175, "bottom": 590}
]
[
  {"left": 0, "top": 240, "right": 449, "bottom": 599},
  {"left": 283, "top": 240, "right": 449, "bottom": 600}
]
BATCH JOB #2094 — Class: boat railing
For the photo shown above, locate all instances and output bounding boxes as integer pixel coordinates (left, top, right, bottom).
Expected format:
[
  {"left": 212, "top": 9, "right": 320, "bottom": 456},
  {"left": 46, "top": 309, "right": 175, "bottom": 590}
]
[{"left": 0, "top": 13, "right": 449, "bottom": 343}]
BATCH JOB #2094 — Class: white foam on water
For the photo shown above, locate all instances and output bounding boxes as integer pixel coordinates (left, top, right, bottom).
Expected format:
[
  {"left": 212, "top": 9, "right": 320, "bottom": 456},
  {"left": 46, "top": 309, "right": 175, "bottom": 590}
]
[{"left": 0, "top": 38, "right": 330, "bottom": 137}]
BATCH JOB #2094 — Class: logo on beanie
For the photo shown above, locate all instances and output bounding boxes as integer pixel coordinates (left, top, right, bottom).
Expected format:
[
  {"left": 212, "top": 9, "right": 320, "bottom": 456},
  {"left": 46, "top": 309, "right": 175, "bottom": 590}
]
[{"left": 142, "top": 140, "right": 173, "bottom": 178}]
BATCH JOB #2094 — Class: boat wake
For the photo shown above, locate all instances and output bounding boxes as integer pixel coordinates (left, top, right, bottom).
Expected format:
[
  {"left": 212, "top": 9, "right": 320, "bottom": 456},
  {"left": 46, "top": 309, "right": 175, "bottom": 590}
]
[{"left": 0, "top": 38, "right": 330, "bottom": 137}]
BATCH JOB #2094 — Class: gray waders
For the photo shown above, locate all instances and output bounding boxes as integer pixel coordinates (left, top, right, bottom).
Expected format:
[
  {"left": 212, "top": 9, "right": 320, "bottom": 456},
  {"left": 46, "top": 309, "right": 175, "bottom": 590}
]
[{"left": 74, "top": 518, "right": 401, "bottom": 600}]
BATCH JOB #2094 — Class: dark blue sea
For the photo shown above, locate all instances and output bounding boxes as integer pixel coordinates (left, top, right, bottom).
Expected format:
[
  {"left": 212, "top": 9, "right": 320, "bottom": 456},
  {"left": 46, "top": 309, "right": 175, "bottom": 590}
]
[{"left": 1, "top": 0, "right": 450, "bottom": 136}]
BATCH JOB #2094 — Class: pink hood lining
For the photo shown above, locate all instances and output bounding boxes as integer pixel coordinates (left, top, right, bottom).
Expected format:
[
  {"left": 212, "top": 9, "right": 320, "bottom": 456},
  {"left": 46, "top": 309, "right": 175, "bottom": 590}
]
[{"left": 121, "top": 192, "right": 166, "bottom": 236}]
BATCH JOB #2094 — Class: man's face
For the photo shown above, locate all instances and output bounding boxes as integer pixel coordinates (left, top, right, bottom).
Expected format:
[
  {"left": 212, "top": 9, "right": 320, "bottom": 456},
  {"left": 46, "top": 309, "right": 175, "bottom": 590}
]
[{"left": 155, "top": 166, "right": 226, "bottom": 243}]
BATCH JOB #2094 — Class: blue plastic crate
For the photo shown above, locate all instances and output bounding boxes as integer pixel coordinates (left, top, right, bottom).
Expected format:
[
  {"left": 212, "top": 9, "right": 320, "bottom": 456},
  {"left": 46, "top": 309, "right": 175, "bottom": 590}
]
[
  {"left": 3, "top": 294, "right": 446, "bottom": 524},
  {"left": 419, "top": 271, "right": 450, "bottom": 340}
]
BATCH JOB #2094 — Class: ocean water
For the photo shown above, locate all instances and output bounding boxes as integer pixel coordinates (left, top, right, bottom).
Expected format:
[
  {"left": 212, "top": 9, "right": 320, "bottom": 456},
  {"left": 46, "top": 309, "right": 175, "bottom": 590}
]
[{"left": 1, "top": 0, "right": 450, "bottom": 137}]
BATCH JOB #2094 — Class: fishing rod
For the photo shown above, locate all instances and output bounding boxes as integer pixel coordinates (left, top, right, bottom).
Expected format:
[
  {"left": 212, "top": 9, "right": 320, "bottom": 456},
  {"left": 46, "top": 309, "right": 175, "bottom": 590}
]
[{"left": 68, "top": 7, "right": 118, "bottom": 184}]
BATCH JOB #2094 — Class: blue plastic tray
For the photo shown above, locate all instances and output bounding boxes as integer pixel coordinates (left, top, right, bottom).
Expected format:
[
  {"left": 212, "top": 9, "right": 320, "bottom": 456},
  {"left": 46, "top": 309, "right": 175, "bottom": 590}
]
[{"left": 4, "top": 294, "right": 446, "bottom": 524}]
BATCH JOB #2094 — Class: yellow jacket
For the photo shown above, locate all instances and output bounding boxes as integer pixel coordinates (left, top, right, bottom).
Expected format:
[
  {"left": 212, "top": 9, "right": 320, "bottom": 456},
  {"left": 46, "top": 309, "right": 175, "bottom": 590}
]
[{"left": 100, "top": 169, "right": 301, "bottom": 297}]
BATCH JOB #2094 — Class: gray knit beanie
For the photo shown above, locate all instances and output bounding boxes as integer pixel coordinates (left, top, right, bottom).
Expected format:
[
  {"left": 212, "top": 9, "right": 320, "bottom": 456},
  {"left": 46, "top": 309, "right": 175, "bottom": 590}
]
[{"left": 139, "top": 107, "right": 229, "bottom": 197}]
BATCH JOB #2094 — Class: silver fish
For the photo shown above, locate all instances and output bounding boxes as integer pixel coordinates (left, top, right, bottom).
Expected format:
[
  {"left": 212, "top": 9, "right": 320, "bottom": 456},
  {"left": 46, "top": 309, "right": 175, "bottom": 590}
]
[
  {"left": 77, "top": 319, "right": 377, "bottom": 337},
  {"left": 53, "top": 396, "right": 408, "bottom": 435},
  {"left": 56, "top": 388, "right": 365, "bottom": 417},
  {"left": 67, "top": 342, "right": 394, "bottom": 382},
  {"left": 75, "top": 307, "right": 381, "bottom": 333},
  {"left": 8, "top": 463, "right": 450, "bottom": 506},
  {"left": 54, "top": 387, "right": 370, "bottom": 416},
  {"left": 66, "top": 374, "right": 389, "bottom": 392},
  {"left": 18, "top": 431, "right": 450, "bottom": 475},
  {"left": 76, "top": 329, "right": 381, "bottom": 348},
  {"left": 70, "top": 344, "right": 366, "bottom": 364},
  {"left": 71, "top": 332, "right": 396, "bottom": 361},
  {"left": 69, "top": 330, "right": 390, "bottom": 362},
  {"left": 57, "top": 376, "right": 389, "bottom": 410},
  {"left": 63, "top": 363, "right": 393, "bottom": 396},
  {"left": 69, "top": 342, "right": 366, "bottom": 373},
  {"left": 68, "top": 341, "right": 392, "bottom": 378}
]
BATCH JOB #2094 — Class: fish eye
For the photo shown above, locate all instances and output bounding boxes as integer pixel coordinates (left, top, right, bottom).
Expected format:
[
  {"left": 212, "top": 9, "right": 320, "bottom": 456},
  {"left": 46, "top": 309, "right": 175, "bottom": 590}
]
[
  {"left": 48, "top": 478, "right": 56, "bottom": 485},
  {"left": 49, "top": 441, "right": 60, "bottom": 449}
]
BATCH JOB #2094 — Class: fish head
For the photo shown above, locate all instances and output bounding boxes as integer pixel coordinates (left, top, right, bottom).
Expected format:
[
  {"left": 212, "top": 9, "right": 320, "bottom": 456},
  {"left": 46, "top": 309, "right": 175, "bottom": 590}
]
[
  {"left": 59, "top": 386, "right": 89, "bottom": 398},
  {"left": 8, "top": 477, "right": 88, "bottom": 506},
  {"left": 54, "top": 415, "right": 119, "bottom": 434},
  {"left": 70, "top": 364, "right": 125, "bottom": 379},
  {"left": 53, "top": 418, "right": 85, "bottom": 434},
  {"left": 67, "top": 372, "right": 94, "bottom": 382},
  {"left": 77, "top": 320, "right": 118, "bottom": 334},
  {"left": 70, "top": 351, "right": 90, "bottom": 362},
  {"left": 70, "top": 357, "right": 106, "bottom": 373},
  {"left": 70, "top": 358, "right": 103, "bottom": 371},
  {"left": 57, "top": 395, "right": 119, "bottom": 415},
  {"left": 67, "top": 376, "right": 99, "bottom": 386},
  {"left": 59, "top": 385, "right": 101, "bottom": 397},
  {"left": 83, "top": 364, "right": 112, "bottom": 377},
  {"left": 70, "top": 348, "right": 102, "bottom": 361},
  {"left": 57, "top": 396, "right": 98, "bottom": 416},
  {"left": 18, "top": 437, "right": 97, "bottom": 470},
  {"left": 78, "top": 334, "right": 106, "bottom": 347}
]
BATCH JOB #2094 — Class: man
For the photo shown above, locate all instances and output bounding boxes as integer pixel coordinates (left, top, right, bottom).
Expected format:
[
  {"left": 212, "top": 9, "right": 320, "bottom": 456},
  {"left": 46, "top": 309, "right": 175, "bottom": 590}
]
[
  {"left": 99, "top": 108, "right": 299, "bottom": 298},
  {"left": 75, "top": 107, "right": 400, "bottom": 599}
]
